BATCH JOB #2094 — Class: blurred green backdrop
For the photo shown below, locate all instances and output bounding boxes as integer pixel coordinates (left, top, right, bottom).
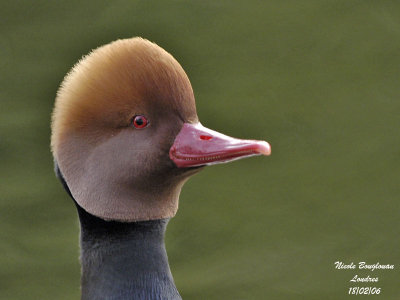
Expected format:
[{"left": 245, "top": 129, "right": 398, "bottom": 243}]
[{"left": 1, "top": 1, "right": 399, "bottom": 299}]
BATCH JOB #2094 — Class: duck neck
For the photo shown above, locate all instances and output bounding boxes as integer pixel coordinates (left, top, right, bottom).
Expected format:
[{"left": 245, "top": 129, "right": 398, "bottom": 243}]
[{"left": 76, "top": 204, "right": 181, "bottom": 300}]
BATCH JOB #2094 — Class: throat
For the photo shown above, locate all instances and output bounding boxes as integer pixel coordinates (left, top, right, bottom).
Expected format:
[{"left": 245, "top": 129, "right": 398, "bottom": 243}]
[{"left": 76, "top": 204, "right": 181, "bottom": 300}]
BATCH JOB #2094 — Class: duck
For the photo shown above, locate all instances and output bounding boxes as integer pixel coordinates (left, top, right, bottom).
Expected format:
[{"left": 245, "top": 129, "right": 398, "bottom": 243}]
[{"left": 51, "top": 37, "right": 271, "bottom": 300}]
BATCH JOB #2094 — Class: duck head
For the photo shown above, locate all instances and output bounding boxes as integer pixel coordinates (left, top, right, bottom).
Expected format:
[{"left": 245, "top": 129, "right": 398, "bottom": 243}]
[{"left": 51, "top": 38, "right": 270, "bottom": 222}]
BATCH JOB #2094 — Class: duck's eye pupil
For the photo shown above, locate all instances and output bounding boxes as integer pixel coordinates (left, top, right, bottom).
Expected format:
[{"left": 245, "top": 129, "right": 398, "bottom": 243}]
[{"left": 133, "top": 115, "right": 148, "bottom": 129}]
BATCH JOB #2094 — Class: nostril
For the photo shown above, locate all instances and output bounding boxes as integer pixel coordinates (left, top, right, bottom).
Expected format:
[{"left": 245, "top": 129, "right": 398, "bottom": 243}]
[{"left": 200, "top": 135, "right": 212, "bottom": 141}]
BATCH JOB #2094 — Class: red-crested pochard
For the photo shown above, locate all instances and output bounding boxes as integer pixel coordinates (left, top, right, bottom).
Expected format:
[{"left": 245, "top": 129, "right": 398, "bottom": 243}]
[{"left": 51, "top": 37, "right": 270, "bottom": 300}]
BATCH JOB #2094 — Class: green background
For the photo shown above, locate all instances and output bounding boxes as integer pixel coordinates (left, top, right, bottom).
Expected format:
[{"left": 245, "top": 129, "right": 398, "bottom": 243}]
[{"left": 1, "top": 1, "right": 399, "bottom": 299}]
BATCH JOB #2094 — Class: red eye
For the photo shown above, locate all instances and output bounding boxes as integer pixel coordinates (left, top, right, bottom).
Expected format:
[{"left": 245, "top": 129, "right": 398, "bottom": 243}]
[{"left": 132, "top": 115, "right": 149, "bottom": 129}]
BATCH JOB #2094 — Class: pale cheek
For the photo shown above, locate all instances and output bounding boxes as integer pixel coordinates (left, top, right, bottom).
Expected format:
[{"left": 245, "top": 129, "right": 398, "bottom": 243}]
[{"left": 103, "top": 133, "right": 170, "bottom": 184}]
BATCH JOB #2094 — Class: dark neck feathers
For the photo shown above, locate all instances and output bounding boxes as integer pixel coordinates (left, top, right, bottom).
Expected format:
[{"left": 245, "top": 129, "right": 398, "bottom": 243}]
[
  {"left": 55, "top": 163, "right": 181, "bottom": 300},
  {"left": 77, "top": 205, "right": 181, "bottom": 300}
]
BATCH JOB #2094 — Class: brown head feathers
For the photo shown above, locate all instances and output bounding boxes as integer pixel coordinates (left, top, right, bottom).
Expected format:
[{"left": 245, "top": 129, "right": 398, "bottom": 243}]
[
  {"left": 52, "top": 38, "right": 197, "bottom": 158},
  {"left": 51, "top": 37, "right": 198, "bottom": 222}
]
